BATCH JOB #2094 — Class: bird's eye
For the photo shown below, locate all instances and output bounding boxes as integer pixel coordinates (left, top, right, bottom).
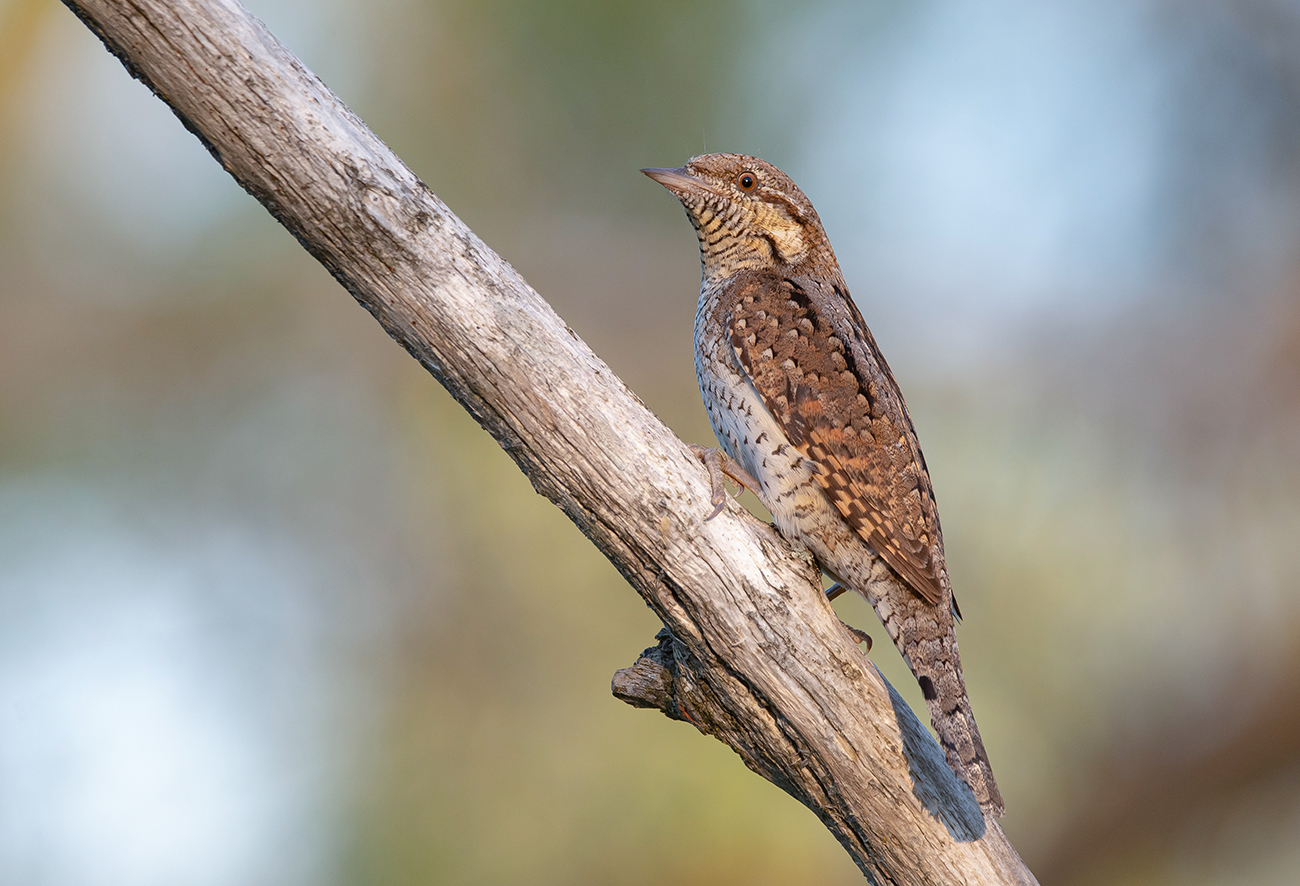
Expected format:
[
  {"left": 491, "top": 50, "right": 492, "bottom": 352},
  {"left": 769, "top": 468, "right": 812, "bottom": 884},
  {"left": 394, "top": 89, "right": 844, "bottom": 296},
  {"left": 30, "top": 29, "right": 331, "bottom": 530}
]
[{"left": 737, "top": 172, "right": 757, "bottom": 192}]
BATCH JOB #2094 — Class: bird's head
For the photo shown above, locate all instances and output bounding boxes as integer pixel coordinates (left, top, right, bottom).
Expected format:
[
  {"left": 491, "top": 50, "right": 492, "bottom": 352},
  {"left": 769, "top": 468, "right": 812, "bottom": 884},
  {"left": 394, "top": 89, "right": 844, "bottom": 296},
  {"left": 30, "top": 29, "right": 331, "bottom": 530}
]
[{"left": 643, "top": 153, "right": 833, "bottom": 283}]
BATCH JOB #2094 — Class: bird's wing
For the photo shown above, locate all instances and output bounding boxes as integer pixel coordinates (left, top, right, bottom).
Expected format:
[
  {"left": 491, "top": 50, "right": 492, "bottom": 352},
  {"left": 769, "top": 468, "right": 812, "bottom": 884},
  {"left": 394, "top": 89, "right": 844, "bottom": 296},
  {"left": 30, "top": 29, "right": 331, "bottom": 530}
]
[{"left": 726, "top": 269, "right": 945, "bottom": 605}]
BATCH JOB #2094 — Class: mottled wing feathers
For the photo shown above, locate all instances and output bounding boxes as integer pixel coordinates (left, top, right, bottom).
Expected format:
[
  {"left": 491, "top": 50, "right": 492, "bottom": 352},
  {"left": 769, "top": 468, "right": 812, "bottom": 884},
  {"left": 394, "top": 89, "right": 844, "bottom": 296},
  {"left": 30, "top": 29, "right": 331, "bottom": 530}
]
[{"left": 726, "top": 270, "right": 945, "bottom": 605}]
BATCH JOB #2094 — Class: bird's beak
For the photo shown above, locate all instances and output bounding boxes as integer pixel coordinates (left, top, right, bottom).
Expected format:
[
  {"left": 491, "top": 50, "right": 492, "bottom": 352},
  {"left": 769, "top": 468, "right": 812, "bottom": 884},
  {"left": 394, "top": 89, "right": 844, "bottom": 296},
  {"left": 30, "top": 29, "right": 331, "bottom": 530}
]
[{"left": 641, "top": 166, "right": 708, "bottom": 195}]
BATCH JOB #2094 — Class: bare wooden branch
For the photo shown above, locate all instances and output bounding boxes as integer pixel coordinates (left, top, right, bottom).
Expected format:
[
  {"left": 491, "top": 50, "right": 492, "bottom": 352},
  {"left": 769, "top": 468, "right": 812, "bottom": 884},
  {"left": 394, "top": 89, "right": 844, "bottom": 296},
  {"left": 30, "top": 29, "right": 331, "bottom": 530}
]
[{"left": 60, "top": 1, "right": 1038, "bottom": 881}]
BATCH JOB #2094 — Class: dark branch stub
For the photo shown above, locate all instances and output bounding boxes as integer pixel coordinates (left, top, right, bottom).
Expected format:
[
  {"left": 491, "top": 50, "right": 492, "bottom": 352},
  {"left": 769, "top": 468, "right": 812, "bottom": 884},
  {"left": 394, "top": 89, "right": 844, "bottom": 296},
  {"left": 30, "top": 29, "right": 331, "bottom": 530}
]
[{"left": 612, "top": 630, "right": 684, "bottom": 718}]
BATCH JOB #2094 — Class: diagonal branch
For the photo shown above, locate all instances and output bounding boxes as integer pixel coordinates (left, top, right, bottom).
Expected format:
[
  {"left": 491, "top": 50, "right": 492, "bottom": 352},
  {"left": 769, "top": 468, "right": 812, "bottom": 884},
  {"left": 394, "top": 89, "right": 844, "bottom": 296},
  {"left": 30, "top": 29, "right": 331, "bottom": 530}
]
[{"left": 60, "top": 1, "right": 1037, "bottom": 882}]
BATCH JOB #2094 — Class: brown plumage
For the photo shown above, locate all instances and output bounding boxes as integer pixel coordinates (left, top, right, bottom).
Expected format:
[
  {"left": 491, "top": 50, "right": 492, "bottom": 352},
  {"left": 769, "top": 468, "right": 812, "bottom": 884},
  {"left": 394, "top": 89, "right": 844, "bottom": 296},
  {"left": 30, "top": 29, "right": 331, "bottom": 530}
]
[{"left": 645, "top": 153, "right": 1004, "bottom": 816}]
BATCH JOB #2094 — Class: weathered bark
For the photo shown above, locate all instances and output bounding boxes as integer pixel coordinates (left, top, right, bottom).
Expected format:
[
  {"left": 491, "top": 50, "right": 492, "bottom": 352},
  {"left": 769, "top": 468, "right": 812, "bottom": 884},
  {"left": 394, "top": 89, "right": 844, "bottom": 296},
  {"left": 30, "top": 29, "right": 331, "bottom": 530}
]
[{"left": 60, "top": 1, "right": 1038, "bottom": 882}]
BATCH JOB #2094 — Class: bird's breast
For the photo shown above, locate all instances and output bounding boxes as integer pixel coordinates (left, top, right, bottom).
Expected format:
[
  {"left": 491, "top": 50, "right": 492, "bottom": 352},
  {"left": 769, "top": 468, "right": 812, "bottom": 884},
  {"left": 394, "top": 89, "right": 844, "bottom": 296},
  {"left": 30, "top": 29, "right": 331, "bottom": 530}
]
[{"left": 694, "top": 288, "right": 823, "bottom": 540}]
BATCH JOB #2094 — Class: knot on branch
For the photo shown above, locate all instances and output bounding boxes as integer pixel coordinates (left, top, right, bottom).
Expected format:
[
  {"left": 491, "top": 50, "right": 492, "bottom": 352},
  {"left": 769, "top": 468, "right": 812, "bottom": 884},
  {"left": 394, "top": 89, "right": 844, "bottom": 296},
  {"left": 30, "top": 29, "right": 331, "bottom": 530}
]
[{"left": 612, "top": 628, "right": 716, "bottom": 730}]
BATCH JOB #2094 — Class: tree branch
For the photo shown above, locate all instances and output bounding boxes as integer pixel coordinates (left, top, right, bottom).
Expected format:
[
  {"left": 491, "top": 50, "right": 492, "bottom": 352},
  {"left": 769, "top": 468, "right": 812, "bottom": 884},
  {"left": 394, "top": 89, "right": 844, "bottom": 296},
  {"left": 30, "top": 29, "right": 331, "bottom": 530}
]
[{"left": 60, "top": 1, "right": 1037, "bottom": 881}]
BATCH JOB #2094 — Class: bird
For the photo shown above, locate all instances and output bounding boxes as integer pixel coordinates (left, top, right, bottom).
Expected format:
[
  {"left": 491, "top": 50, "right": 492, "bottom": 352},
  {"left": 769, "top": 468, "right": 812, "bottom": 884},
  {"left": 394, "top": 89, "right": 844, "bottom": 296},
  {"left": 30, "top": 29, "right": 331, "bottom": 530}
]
[{"left": 643, "top": 153, "right": 1004, "bottom": 817}]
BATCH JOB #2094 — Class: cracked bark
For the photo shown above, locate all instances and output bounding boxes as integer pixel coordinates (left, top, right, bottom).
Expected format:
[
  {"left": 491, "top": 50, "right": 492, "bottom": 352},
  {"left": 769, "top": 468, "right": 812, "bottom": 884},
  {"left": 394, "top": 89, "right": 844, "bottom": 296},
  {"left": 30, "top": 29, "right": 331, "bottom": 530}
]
[{"left": 60, "top": 1, "right": 1039, "bottom": 882}]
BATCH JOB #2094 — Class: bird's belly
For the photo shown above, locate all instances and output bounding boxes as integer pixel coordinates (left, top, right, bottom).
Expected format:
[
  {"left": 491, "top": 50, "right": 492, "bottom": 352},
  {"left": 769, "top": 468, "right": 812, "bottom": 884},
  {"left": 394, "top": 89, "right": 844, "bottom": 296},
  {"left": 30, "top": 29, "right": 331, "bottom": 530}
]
[
  {"left": 698, "top": 364, "right": 806, "bottom": 494},
  {"left": 696, "top": 354, "right": 826, "bottom": 532},
  {"left": 695, "top": 346, "right": 879, "bottom": 590}
]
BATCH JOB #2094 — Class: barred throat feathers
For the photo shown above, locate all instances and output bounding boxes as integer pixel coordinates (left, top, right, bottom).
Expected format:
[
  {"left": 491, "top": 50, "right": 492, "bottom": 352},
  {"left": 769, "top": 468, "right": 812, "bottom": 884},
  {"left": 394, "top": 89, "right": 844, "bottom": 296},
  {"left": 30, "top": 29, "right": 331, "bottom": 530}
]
[{"left": 685, "top": 193, "right": 812, "bottom": 281}]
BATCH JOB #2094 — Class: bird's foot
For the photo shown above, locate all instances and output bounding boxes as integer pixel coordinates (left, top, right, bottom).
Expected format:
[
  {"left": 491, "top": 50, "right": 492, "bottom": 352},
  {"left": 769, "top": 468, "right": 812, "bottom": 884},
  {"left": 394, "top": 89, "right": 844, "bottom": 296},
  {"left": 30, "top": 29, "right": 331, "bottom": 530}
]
[
  {"left": 824, "top": 583, "right": 872, "bottom": 650},
  {"left": 689, "top": 444, "right": 761, "bottom": 520},
  {"left": 839, "top": 622, "right": 873, "bottom": 650}
]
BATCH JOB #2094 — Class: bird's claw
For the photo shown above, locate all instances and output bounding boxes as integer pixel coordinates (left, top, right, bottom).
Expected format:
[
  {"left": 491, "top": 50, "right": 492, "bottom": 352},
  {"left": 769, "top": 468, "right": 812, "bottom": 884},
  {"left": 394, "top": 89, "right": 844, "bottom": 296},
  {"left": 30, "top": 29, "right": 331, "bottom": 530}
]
[
  {"left": 840, "top": 622, "right": 873, "bottom": 650},
  {"left": 689, "top": 444, "right": 760, "bottom": 521}
]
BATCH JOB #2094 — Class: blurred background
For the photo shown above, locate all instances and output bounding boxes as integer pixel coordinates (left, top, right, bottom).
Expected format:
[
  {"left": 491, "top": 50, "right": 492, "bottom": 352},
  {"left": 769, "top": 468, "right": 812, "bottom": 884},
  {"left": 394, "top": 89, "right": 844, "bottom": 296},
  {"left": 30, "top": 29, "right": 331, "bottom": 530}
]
[{"left": 2, "top": 0, "right": 1299, "bottom": 883}]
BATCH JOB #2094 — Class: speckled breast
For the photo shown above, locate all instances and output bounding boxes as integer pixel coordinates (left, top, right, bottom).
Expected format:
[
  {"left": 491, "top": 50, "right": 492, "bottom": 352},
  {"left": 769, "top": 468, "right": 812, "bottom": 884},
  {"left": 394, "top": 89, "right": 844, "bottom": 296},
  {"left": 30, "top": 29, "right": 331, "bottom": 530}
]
[{"left": 693, "top": 280, "right": 873, "bottom": 586}]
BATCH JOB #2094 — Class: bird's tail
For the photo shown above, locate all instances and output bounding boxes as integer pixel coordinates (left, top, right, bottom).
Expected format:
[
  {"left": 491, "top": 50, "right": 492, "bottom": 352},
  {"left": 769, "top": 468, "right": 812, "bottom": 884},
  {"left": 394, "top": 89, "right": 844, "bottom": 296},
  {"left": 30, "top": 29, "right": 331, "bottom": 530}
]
[
  {"left": 919, "top": 653, "right": 1004, "bottom": 817},
  {"left": 867, "top": 571, "right": 1005, "bottom": 817}
]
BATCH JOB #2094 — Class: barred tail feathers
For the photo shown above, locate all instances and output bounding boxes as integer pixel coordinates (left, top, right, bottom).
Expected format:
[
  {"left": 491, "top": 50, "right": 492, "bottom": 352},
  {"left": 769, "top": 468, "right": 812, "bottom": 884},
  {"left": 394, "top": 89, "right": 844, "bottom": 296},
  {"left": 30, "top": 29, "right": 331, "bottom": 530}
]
[{"left": 864, "top": 563, "right": 1004, "bottom": 816}]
